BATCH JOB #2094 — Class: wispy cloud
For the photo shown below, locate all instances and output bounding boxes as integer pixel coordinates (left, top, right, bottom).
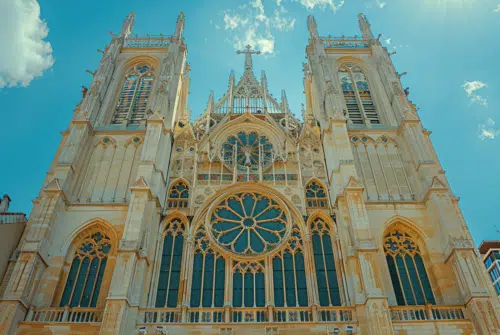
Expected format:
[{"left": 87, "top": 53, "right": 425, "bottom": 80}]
[
  {"left": 478, "top": 118, "right": 500, "bottom": 140},
  {"left": 0, "top": 0, "right": 54, "bottom": 88},
  {"left": 493, "top": 4, "right": 500, "bottom": 12},
  {"left": 376, "top": 0, "right": 387, "bottom": 8},
  {"left": 298, "top": 0, "right": 345, "bottom": 12},
  {"left": 462, "top": 80, "right": 488, "bottom": 107},
  {"left": 222, "top": 0, "right": 298, "bottom": 55}
]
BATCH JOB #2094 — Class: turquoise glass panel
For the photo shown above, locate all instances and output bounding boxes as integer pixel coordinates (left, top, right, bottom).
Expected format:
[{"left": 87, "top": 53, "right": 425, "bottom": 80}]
[
  {"left": 414, "top": 254, "right": 436, "bottom": 304},
  {"left": 386, "top": 255, "right": 405, "bottom": 305},
  {"left": 70, "top": 257, "right": 90, "bottom": 307},
  {"left": 396, "top": 255, "right": 415, "bottom": 305},
  {"left": 233, "top": 272, "right": 243, "bottom": 307},
  {"left": 273, "top": 257, "right": 284, "bottom": 307},
  {"left": 60, "top": 257, "right": 80, "bottom": 307}
]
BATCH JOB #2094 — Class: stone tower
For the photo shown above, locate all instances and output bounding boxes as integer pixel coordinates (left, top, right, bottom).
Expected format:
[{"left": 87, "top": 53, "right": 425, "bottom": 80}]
[{"left": 1, "top": 12, "right": 500, "bottom": 335}]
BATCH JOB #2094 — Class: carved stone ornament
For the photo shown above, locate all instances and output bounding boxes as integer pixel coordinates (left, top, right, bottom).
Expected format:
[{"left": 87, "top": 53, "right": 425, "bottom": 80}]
[
  {"left": 265, "top": 326, "right": 279, "bottom": 335},
  {"left": 156, "top": 326, "right": 168, "bottom": 335},
  {"left": 219, "top": 328, "right": 233, "bottom": 335},
  {"left": 138, "top": 327, "right": 147, "bottom": 335},
  {"left": 195, "top": 194, "right": 205, "bottom": 205}
]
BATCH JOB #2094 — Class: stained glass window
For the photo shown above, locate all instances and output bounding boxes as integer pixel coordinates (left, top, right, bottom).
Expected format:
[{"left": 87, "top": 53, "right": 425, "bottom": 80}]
[
  {"left": 167, "top": 180, "right": 189, "bottom": 208},
  {"left": 190, "top": 226, "right": 226, "bottom": 308},
  {"left": 305, "top": 181, "right": 328, "bottom": 208},
  {"left": 232, "top": 262, "right": 265, "bottom": 308},
  {"left": 310, "top": 217, "right": 341, "bottom": 306},
  {"left": 338, "top": 65, "right": 379, "bottom": 125},
  {"left": 60, "top": 231, "right": 111, "bottom": 307},
  {"left": 112, "top": 64, "right": 154, "bottom": 125},
  {"left": 384, "top": 228, "right": 436, "bottom": 306},
  {"left": 273, "top": 225, "right": 308, "bottom": 307},
  {"left": 156, "top": 218, "right": 185, "bottom": 307},
  {"left": 222, "top": 132, "right": 273, "bottom": 169},
  {"left": 209, "top": 192, "right": 288, "bottom": 256}
]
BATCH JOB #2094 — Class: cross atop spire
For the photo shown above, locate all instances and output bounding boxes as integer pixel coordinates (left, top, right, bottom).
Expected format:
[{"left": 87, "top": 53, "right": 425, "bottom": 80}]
[{"left": 236, "top": 45, "right": 261, "bottom": 72}]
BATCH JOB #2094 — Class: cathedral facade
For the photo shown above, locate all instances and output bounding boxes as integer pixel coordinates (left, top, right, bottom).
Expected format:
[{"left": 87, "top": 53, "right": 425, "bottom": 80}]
[{"left": 1, "top": 12, "right": 499, "bottom": 335}]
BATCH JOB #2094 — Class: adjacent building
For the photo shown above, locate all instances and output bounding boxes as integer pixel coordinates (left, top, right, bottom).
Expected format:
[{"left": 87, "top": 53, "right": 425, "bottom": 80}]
[
  {"left": 479, "top": 240, "right": 500, "bottom": 297},
  {"left": 1, "top": 11, "right": 499, "bottom": 335}
]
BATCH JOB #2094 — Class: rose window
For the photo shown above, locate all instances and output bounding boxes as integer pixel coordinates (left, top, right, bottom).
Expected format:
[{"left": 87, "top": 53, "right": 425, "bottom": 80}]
[
  {"left": 209, "top": 192, "right": 289, "bottom": 256},
  {"left": 222, "top": 132, "right": 273, "bottom": 169}
]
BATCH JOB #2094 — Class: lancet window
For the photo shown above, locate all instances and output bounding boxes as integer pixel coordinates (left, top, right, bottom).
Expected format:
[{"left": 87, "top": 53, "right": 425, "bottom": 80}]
[
  {"left": 305, "top": 180, "right": 328, "bottom": 209},
  {"left": 167, "top": 180, "right": 189, "bottom": 209},
  {"left": 155, "top": 218, "right": 185, "bottom": 307},
  {"left": 310, "top": 217, "right": 341, "bottom": 306},
  {"left": 112, "top": 64, "right": 154, "bottom": 125},
  {"left": 232, "top": 261, "right": 265, "bottom": 308},
  {"left": 60, "top": 231, "right": 111, "bottom": 307},
  {"left": 338, "top": 64, "right": 379, "bottom": 125},
  {"left": 384, "top": 228, "right": 436, "bottom": 306},
  {"left": 190, "top": 227, "right": 226, "bottom": 308},
  {"left": 272, "top": 225, "right": 308, "bottom": 308}
]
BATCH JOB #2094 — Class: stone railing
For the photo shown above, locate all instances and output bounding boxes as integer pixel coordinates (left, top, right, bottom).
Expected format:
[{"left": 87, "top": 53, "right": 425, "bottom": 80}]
[
  {"left": 390, "top": 305, "right": 466, "bottom": 322},
  {"left": 25, "top": 307, "right": 104, "bottom": 323},
  {"left": 320, "top": 35, "right": 369, "bottom": 49},
  {"left": 0, "top": 212, "right": 27, "bottom": 224},
  {"left": 139, "top": 306, "right": 356, "bottom": 324},
  {"left": 124, "top": 34, "right": 174, "bottom": 48}
]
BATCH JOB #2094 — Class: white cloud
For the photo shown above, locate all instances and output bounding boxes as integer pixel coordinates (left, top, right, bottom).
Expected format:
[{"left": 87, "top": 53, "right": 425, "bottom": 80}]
[
  {"left": 462, "top": 80, "right": 488, "bottom": 107},
  {"left": 385, "top": 38, "right": 391, "bottom": 45},
  {"left": 224, "top": 12, "right": 249, "bottom": 30},
  {"left": 376, "top": 0, "right": 387, "bottom": 8},
  {"left": 298, "top": 0, "right": 345, "bottom": 12},
  {"left": 235, "top": 28, "right": 275, "bottom": 54},
  {"left": 478, "top": 118, "right": 500, "bottom": 140},
  {"left": 0, "top": 0, "right": 54, "bottom": 88},
  {"left": 494, "top": 4, "right": 500, "bottom": 12},
  {"left": 222, "top": 0, "right": 297, "bottom": 55}
]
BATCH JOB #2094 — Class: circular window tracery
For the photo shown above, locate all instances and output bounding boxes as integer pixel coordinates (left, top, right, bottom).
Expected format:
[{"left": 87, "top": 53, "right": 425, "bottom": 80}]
[
  {"left": 221, "top": 131, "right": 273, "bottom": 169},
  {"left": 209, "top": 191, "right": 289, "bottom": 257}
]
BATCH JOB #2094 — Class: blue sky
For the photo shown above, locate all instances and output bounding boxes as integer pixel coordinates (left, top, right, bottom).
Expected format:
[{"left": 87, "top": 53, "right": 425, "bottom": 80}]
[{"left": 1, "top": 0, "right": 499, "bottom": 244}]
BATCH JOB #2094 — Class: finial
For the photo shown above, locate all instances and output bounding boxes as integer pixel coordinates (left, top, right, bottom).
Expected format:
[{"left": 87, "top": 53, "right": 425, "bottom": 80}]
[
  {"left": 120, "top": 12, "right": 135, "bottom": 37},
  {"left": 281, "top": 90, "right": 289, "bottom": 114},
  {"left": 175, "top": 12, "right": 185, "bottom": 38},
  {"left": 358, "top": 13, "right": 373, "bottom": 40},
  {"left": 307, "top": 15, "right": 319, "bottom": 39},
  {"left": 236, "top": 45, "right": 261, "bottom": 72}
]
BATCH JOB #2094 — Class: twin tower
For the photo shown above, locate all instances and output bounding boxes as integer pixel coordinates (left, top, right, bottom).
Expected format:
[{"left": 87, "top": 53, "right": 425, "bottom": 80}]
[{"left": 0, "top": 12, "right": 499, "bottom": 335}]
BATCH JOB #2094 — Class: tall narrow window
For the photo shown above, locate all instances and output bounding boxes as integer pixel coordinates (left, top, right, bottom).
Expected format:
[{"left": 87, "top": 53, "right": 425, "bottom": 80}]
[
  {"left": 339, "top": 64, "right": 379, "bottom": 125},
  {"left": 156, "top": 218, "right": 185, "bottom": 307},
  {"left": 232, "top": 262, "right": 265, "bottom": 308},
  {"left": 167, "top": 180, "right": 190, "bottom": 209},
  {"left": 190, "top": 227, "right": 226, "bottom": 308},
  {"left": 305, "top": 180, "right": 328, "bottom": 209},
  {"left": 310, "top": 217, "right": 341, "bottom": 306},
  {"left": 273, "top": 225, "right": 308, "bottom": 308},
  {"left": 60, "top": 231, "right": 111, "bottom": 307},
  {"left": 112, "top": 64, "right": 154, "bottom": 125},
  {"left": 384, "top": 228, "right": 436, "bottom": 306}
]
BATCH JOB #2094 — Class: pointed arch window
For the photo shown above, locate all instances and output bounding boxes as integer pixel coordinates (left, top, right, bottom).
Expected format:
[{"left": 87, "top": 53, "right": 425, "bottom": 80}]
[
  {"left": 384, "top": 228, "right": 436, "bottom": 306},
  {"left": 60, "top": 231, "right": 111, "bottom": 307},
  {"left": 155, "top": 218, "right": 185, "bottom": 307},
  {"left": 339, "top": 64, "right": 379, "bottom": 125},
  {"left": 112, "top": 64, "right": 154, "bottom": 125},
  {"left": 273, "top": 225, "right": 308, "bottom": 309},
  {"left": 190, "top": 226, "right": 225, "bottom": 310},
  {"left": 310, "top": 217, "right": 341, "bottom": 306},
  {"left": 232, "top": 261, "right": 265, "bottom": 308},
  {"left": 305, "top": 181, "right": 328, "bottom": 209},
  {"left": 167, "top": 180, "right": 189, "bottom": 208}
]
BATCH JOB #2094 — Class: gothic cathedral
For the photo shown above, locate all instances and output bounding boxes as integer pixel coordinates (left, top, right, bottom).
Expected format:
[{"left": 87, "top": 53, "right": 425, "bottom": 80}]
[{"left": 1, "top": 12, "right": 499, "bottom": 335}]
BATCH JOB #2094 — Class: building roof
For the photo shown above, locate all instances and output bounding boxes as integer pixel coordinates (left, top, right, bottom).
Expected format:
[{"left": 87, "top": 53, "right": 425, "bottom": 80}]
[{"left": 478, "top": 240, "right": 500, "bottom": 255}]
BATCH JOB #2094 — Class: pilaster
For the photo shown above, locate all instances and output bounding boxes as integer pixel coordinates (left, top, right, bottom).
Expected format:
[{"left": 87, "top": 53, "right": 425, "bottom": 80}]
[{"left": 100, "top": 178, "right": 155, "bottom": 335}]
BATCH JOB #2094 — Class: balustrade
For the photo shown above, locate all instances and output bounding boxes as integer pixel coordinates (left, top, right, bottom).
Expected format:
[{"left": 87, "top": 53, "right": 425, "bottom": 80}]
[
  {"left": 390, "top": 305, "right": 466, "bottom": 322},
  {"left": 25, "top": 307, "right": 104, "bottom": 323},
  {"left": 317, "top": 307, "right": 355, "bottom": 322},
  {"left": 273, "top": 307, "right": 312, "bottom": 323}
]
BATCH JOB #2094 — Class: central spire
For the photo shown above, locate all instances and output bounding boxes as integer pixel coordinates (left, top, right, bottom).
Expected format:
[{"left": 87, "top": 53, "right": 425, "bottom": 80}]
[{"left": 236, "top": 45, "right": 261, "bottom": 72}]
